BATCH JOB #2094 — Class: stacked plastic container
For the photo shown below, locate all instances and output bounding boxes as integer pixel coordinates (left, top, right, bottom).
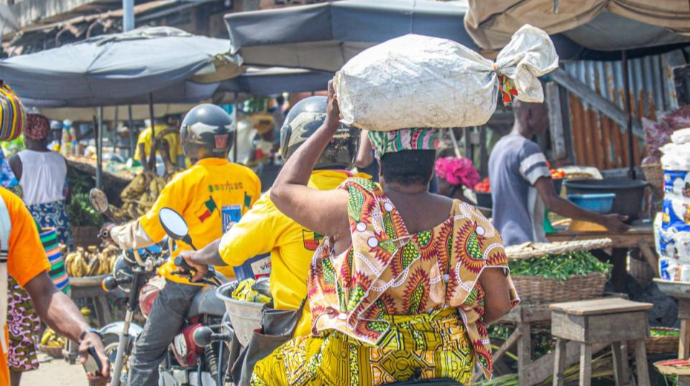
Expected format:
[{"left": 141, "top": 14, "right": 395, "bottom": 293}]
[{"left": 657, "top": 128, "right": 690, "bottom": 281}]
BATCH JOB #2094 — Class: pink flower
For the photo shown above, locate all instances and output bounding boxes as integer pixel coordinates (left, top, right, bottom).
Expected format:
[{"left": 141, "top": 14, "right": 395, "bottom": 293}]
[{"left": 435, "top": 157, "right": 480, "bottom": 189}]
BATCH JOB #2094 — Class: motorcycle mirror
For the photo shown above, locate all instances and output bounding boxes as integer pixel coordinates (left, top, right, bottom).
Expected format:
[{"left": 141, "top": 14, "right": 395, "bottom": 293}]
[
  {"left": 89, "top": 188, "right": 109, "bottom": 214},
  {"left": 159, "top": 207, "right": 195, "bottom": 248}
]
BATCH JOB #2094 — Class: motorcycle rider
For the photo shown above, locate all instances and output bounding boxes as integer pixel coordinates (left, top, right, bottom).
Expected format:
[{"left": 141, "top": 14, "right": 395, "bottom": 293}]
[
  {"left": 102, "top": 104, "right": 261, "bottom": 386},
  {"left": 179, "top": 96, "right": 363, "bottom": 384}
]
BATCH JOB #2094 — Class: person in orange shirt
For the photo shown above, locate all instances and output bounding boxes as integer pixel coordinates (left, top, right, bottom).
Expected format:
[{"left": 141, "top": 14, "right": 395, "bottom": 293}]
[
  {"left": 0, "top": 188, "right": 110, "bottom": 386},
  {"left": 102, "top": 104, "right": 260, "bottom": 386}
]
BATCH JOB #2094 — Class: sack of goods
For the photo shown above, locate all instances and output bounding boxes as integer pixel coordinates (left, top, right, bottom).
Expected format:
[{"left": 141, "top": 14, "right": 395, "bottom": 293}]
[
  {"left": 334, "top": 24, "right": 559, "bottom": 132},
  {"left": 656, "top": 127, "right": 690, "bottom": 281}
]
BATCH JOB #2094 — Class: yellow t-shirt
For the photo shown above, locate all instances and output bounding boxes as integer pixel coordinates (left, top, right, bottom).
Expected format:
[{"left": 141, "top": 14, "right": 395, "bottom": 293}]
[
  {"left": 141, "top": 158, "right": 261, "bottom": 284},
  {"left": 218, "top": 170, "right": 368, "bottom": 337},
  {"left": 134, "top": 124, "right": 183, "bottom": 165},
  {"left": 0, "top": 188, "right": 51, "bottom": 386}
]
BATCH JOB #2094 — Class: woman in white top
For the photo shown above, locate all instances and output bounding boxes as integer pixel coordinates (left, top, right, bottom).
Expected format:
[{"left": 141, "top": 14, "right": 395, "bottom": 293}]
[{"left": 9, "top": 114, "right": 73, "bottom": 249}]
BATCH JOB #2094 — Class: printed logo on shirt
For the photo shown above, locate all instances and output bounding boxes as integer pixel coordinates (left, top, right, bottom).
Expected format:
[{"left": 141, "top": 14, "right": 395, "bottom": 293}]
[
  {"left": 208, "top": 181, "right": 244, "bottom": 193},
  {"left": 196, "top": 196, "right": 218, "bottom": 223},
  {"left": 302, "top": 230, "right": 324, "bottom": 251}
]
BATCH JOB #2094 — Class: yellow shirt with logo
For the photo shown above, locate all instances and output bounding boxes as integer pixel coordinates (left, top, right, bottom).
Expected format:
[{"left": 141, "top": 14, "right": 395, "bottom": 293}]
[
  {"left": 218, "top": 170, "right": 369, "bottom": 337},
  {"left": 140, "top": 158, "right": 261, "bottom": 284},
  {"left": 134, "top": 124, "right": 184, "bottom": 165}
]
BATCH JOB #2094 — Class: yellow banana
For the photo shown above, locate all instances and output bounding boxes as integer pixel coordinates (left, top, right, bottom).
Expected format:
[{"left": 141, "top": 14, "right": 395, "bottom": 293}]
[{"left": 41, "top": 328, "right": 54, "bottom": 345}]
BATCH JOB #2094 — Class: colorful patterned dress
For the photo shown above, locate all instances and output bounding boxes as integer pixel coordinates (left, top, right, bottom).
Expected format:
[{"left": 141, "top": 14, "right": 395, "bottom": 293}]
[{"left": 252, "top": 178, "right": 519, "bottom": 385}]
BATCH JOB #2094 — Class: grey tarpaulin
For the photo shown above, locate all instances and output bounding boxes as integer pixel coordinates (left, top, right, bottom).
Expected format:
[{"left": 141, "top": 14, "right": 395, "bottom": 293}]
[
  {"left": 465, "top": 0, "right": 690, "bottom": 52},
  {"left": 218, "top": 67, "right": 333, "bottom": 96},
  {"left": 0, "top": 26, "right": 241, "bottom": 107},
  {"left": 224, "top": 0, "right": 478, "bottom": 73}
]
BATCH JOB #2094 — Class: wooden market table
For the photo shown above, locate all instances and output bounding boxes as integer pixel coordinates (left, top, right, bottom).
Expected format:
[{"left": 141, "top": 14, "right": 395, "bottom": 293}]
[
  {"left": 494, "top": 298, "right": 625, "bottom": 386},
  {"left": 654, "top": 280, "right": 690, "bottom": 385},
  {"left": 546, "top": 222, "right": 656, "bottom": 293}
]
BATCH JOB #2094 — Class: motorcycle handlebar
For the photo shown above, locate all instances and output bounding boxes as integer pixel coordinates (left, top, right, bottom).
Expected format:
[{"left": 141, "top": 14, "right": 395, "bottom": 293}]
[{"left": 173, "top": 256, "right": 221, "bottom": 286}]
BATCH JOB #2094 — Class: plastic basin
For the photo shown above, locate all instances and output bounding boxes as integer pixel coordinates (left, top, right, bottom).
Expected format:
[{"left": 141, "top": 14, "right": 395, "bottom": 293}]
[
  {"left": 567, "top": 193, "right": 616, "bottom": 214},
  {"left": 216, "top": 281, "right": 263, "bottom": 346}
]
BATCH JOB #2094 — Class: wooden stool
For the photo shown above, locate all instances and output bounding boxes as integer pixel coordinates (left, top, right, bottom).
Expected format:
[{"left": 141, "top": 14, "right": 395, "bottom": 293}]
[{"left": 550, "top": 298, "right": 653, "bottom": 386}]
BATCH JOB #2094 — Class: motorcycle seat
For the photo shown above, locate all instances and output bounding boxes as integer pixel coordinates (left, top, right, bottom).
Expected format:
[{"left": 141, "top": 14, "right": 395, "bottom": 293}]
[{"left": 186, "top": 285, "right": 226, "bottom": 318}]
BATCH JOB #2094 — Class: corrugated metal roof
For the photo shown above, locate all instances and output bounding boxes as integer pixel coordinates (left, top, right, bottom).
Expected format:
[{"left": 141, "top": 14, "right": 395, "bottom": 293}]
[{"left": 562, "top": 48, "right": 689, "bottom": 170}]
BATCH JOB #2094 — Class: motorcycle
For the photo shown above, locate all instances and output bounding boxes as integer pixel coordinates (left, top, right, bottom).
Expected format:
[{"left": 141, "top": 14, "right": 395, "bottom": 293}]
[{"left": 89, "top": 189, "right": 228, "bottom": 386}]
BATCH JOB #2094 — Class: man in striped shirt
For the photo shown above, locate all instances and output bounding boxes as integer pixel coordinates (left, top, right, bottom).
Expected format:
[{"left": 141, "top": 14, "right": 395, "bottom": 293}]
[{"left": 488, "top": 101, "right": 629, "bottom": 246}]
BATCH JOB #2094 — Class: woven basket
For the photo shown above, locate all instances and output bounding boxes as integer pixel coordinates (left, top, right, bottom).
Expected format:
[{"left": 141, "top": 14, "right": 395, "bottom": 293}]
[
  {"left": 630, "top": 327, "right": 679, "bottom": 355},
  {"left": 642, "top": 163, "right": 664, "bottom": 193},
  {"left": 512, "top": 272, "right": 607, "bottom": 304},
  {"left": 506, "top": 238, "right": 613, "bottom": 261},
  {"left": 38, "top": 344, "right": 64, "bottom": 359},
  {"left": 628, "top": 256, "right": 655, "bottom": 287}
]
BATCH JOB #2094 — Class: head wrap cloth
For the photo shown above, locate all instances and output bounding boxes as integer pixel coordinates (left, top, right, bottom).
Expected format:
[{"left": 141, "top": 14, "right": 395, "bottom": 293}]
[
  {"left": 25, "top": 114, "right": 51, "bottom": 140},
  {"left": 368, "top": 128, "right": 439, "bottom": 158}
]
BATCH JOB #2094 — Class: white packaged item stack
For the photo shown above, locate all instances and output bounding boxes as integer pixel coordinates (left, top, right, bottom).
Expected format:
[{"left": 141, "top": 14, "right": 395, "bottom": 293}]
[
  {"left": 334, "top": 25, "right": 559, "bottom": 132},
  {"left": 658, "top": 127, "right": 690, "bottom": 281}
]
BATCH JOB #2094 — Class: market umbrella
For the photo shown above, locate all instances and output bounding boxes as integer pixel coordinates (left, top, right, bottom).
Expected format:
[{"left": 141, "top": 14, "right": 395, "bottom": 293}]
[
  {"left": 218, "top": 67, "right": 333, "bottom": 96},
  {"left": 0, "top": 26, "right": 241, "bottom": 107},
  {"left": 0, "top": 26, "right": 242, "bottom": 188},
  {"left": 224, "top": 0, "right": 477, "bottom": 73}
]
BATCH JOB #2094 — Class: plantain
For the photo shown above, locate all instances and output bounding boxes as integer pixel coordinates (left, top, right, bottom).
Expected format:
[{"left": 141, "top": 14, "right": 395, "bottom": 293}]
[
  {"left": 87, "top": 255, "right": 101, "bottom": 276},
  {"left": 121, "top": 173, "right": 147, "bottom": 199},
  {"left": 41, "top": 328, "right": 54, "bottom": 345},
  {"left": 149, "top": 180, "right": 160, "bottom": 198},
  {"left": 65, "top": 252, "right": 77, "bottom": 276},
  {"left": 99, "top": 254, "right": 111, "bottom": 275},
  {"left": 73, "top": 253, "right": 86, "bottom": 277}
]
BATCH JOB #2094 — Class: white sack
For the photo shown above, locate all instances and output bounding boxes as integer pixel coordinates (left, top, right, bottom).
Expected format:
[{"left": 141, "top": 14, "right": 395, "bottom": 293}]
[
  {"left": 672, "top": 128, "right": 690, "bottom": 144},
  {"left": 661, "top": 142, "right": 690, "bottom": 171},
  {"left": 335, "top": 24, "right": 559, "bottom": 132}
]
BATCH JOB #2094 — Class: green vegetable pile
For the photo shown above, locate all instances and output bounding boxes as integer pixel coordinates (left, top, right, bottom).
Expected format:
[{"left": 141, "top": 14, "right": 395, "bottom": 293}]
[
  {"left": 67, "top": 193, "right": 104, "bottom": 227},
  {"left": 650, "top": 328, "right": 680, "bottom": 338},
  {"left": 1, "top": 135, "right": 24, "bottom": 157},
  {"left": 508, "top": 251, "right": 612, "bottom": 283}
]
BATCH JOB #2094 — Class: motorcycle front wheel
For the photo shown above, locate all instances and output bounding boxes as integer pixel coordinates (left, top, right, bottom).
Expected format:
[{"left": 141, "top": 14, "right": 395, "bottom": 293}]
[{"left": 103, "top": 333, "right": 129, "bottom": 386}]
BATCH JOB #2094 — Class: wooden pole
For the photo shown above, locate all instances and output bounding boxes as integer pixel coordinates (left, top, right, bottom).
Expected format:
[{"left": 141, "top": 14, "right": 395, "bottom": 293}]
[
  {"left": 128, "top": 105, "right": 135, "bottom": 159},
  {"left": 233, "top": 103, "right": 238, "bottom": 163},
  {"left": 96, "top": 106, "right": 104, "bottom": 189},
  {"left": 148, "top": 93, "right": 157, "bottom": 171},
  {"left": 621, "top": 51, "right": 636, "bottom": 180},
  {"left": 113, "top": 106, "right": 118, "bottom": 153}
]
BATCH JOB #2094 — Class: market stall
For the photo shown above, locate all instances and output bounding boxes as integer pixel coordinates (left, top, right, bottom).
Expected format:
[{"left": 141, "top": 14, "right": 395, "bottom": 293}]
[{"left": 0, "top": 26, "right": 242, "bottom": 188}]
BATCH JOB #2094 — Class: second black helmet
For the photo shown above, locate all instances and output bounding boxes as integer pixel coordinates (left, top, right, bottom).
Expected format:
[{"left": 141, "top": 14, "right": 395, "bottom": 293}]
[{"left": 280, "top": 96, "right": 359, "bottom": 170}]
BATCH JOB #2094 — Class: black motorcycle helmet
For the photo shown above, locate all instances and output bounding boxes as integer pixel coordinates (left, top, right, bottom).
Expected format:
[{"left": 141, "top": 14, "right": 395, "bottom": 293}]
[
  {"left": 180, "top": 104, "right": 234, "bottom": 161},
  {"left": 280, "top": 96, "right": 359, "bottom": 170}
]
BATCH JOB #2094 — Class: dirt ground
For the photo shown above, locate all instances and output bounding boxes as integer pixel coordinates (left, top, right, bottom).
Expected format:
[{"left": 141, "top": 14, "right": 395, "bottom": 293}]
[{"left": 22, "top": 353, "right": 88, "bottom": 386}]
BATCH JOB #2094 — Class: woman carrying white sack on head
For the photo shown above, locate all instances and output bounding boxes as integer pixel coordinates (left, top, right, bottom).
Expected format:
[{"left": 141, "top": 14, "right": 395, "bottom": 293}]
[{"left": 251, "top": 25, "right": 557, "bottom": 386}]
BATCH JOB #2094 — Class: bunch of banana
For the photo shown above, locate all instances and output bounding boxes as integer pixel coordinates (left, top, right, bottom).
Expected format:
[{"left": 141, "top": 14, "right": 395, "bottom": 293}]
[
  {"left": 108, "top": 171, "right": 169, "bottom": 222},
  {"left": 41, "top": 327, "right": 66, "bottom": 348},
  {"left": 65, "top": 245, "right": 119, "bottom": 277}
]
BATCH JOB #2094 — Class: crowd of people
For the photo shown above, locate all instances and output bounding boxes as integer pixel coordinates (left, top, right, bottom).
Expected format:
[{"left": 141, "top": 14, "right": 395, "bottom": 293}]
[{"left": 0, "top": 69, "right": 637, "bottom": 386}]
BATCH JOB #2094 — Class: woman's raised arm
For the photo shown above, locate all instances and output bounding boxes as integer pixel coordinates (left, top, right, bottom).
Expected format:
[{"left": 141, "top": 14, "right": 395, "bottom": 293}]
[{"left": 270, "top": 81, "right": 349, "bottom": 237}]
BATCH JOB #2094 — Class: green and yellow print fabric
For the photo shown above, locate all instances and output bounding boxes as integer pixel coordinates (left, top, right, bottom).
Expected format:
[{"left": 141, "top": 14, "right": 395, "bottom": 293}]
[{"left": 305, "top": 178, "right": 519, "bottom": 380}]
